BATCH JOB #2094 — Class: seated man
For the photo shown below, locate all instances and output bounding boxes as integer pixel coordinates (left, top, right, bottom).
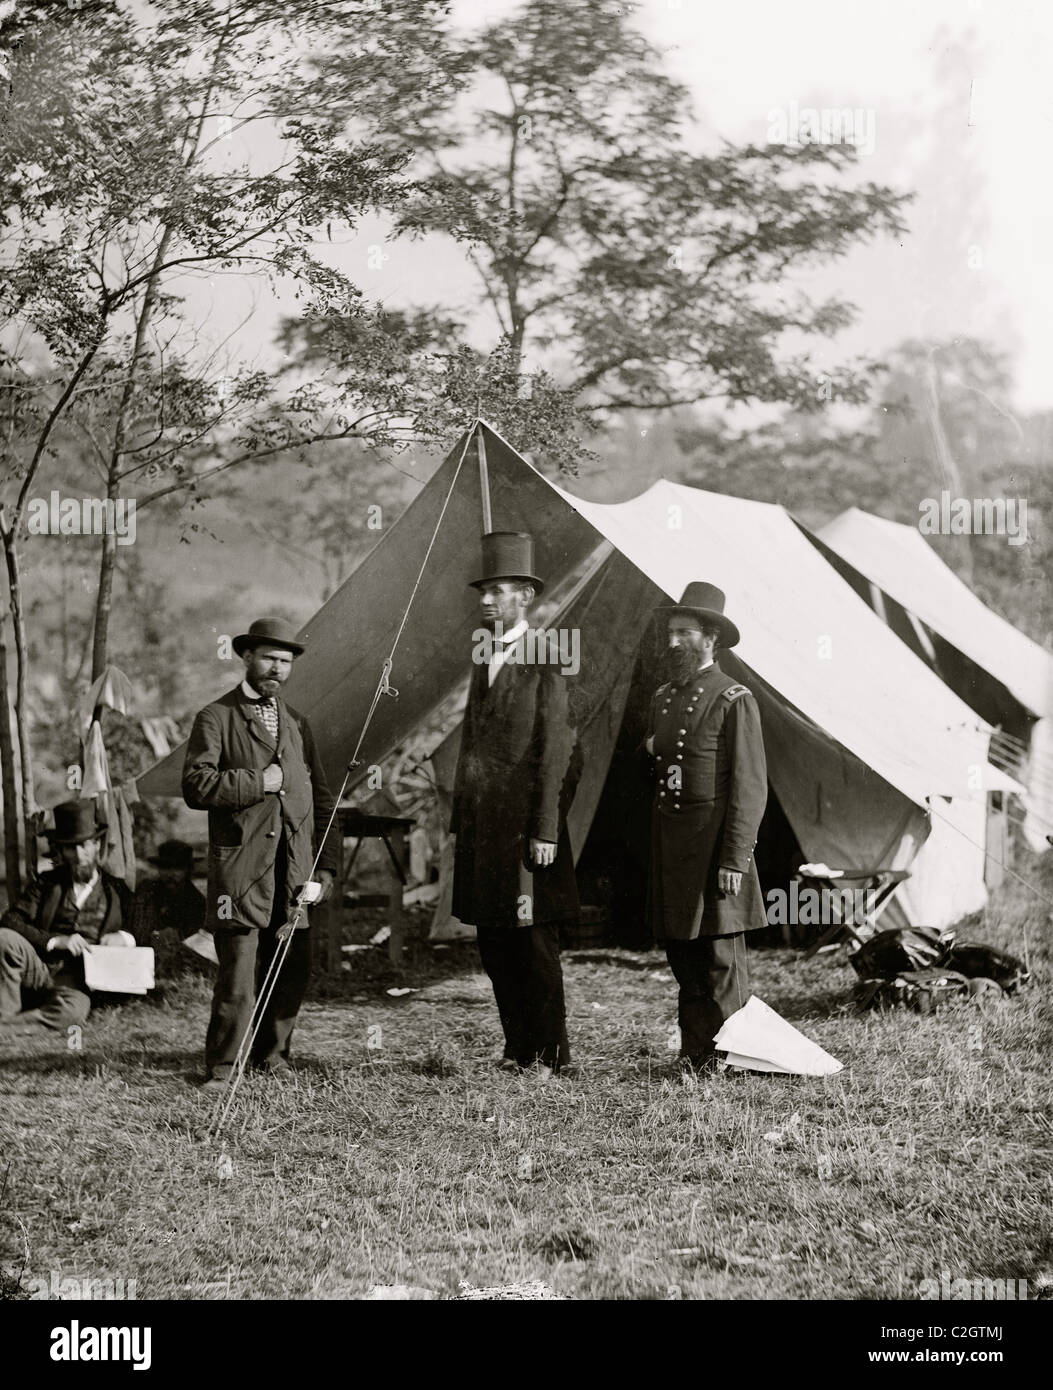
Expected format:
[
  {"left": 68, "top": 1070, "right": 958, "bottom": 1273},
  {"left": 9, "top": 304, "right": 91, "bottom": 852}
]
[
  {"left": 0, "top": 798, "right": 132, "bottom": 1032},
  {"left": 130, "top": 839, "right": 207, "bottom": 974}
]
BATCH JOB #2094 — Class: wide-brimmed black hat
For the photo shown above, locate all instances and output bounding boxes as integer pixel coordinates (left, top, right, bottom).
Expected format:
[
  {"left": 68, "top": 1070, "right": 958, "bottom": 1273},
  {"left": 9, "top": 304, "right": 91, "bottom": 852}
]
[
  {"left": 655, "top": 581, "right": 741, "bottom": 649},
  {"left": 47, "top": 798, "right": 106, "bottom": 846},
  {"left": 150, "top": 840, "right": 195, "bottom": 872},
  {"left": 232, "top": 617, "right": 305, "bottom": 658},
  {"left": 469, "top": 532, "right": 544, "bottom": 594}
]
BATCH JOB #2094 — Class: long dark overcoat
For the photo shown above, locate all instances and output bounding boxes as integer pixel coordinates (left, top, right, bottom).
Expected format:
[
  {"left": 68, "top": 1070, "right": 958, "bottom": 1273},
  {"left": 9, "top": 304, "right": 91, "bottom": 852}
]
[
  {"left": 181, "top": 687, "right": 338, "bottom": 930},
  {"left": 450, "top": 642, "right": 580, "bottom": 930},
  {"left": 647, "top": 664, "right": 768, "bottom": 941}
]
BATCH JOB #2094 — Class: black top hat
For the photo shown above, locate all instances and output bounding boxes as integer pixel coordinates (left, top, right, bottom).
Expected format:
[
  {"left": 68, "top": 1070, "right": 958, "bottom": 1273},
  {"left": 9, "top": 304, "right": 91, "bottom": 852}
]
[
  {"left": 150, "top": 840, "right": 195, "bottom": 872},
  {"left": 655, "top": 581, "right": 741, "bottom": 649},
  {"left": 48, "top": 798, "right": 107, "bottom": 846},
  {"left": 469, "top": 532, "right": 544, "bottom": 594},
  {"left": 232, "top": 617, "right": 305, "bottom": 658}
]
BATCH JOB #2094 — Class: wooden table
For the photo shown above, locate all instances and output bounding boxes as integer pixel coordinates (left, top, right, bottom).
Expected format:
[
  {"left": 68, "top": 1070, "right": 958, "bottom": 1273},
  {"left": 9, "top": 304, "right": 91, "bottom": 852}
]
[{"left": 316, "top": 809, "right": 417, "bottom": 972}]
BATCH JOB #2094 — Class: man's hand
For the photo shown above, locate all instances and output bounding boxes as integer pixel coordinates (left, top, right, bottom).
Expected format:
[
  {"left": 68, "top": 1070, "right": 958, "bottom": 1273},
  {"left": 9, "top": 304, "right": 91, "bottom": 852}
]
[
  {"left": 718, "top": 868, "right": 742, "bottom": 896},
  {"left": 314, "top": 870, "right": 335, "bottom": 904},
  {"left": 54, "top": 932, "right": 89, "bottom": 957},
  {"left": 530, "top": 838, "right": 557, "bottom": 868},
  {"left": 276, "top": 915, "right": 311, "bottom": 943},
  {"left": 262, "top": 763, "right": 283, "bottom": 793}
]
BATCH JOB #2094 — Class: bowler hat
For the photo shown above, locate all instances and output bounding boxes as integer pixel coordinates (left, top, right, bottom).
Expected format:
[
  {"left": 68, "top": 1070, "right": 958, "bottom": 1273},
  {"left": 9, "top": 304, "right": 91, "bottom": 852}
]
[
  {"left": 655, "top": 581, "right": 741, "bottom": 649},
  {"left": 232, "top": 616, "right": 305, "bottom": 658},
  {"left": 48, "top": 798, "right": 106, "bottom": 846},
  {"left": 150, "top": 840, "right": 194, "bottom": 873},
  {"left": 469, "top": 532, "right": 544, "bottom": 594}
]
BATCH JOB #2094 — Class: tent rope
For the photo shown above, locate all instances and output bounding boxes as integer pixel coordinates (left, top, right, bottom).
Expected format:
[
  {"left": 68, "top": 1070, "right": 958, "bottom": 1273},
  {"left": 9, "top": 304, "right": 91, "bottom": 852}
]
[{"left": 208, "top": 422, "right": 480, "bottom": 1141}]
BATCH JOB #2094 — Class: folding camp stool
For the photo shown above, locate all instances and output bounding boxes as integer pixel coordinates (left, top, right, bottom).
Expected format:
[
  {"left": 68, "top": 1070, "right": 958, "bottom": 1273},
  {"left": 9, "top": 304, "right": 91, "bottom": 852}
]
[{"left": 799, "top": 867, "right": 910, "bottom": 958}]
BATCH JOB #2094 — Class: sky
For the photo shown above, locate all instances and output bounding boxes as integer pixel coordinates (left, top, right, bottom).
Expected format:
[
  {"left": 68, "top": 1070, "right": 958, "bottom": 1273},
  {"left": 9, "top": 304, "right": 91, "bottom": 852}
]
[{"left": 176, "top": 0, "right": 1053, "bottom": 418}]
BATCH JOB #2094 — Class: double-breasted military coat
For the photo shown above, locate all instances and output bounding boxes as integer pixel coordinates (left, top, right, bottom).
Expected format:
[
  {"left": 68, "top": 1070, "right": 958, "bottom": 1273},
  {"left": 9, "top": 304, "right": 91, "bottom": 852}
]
[{"left": 647, "top": 663, "right": 768, "bottom": 940}]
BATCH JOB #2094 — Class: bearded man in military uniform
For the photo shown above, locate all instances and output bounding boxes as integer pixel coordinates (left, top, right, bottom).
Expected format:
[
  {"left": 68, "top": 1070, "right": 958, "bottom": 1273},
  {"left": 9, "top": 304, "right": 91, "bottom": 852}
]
[{"left": 646, "top": 582, "right": 768, "bottom": 1072}]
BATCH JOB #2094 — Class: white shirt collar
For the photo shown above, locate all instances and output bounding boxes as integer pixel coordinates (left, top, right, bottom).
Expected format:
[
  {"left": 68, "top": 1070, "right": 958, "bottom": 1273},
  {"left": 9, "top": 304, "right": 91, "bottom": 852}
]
[
  {"left": 494, "top": 619, "right": 529, "bottom": 647},
  {"left": 241, "top": 679, "right": 268, "bottom": 700},
  {"left": 487, "top": 619, "right": 529, "bottom": 687},
  {"left": 72, "top": 869, "right": 100, "bottom": 909}
]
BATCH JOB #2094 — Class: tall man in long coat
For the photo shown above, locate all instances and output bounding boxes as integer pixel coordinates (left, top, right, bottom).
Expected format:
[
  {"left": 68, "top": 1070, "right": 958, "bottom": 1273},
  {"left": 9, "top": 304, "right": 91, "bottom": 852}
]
[
  {"left": 182, "top": 617, "right": 338, "bottom": 1091},
  {"left": 451, "top": 532, "right": 580, "bottom": 1077},
  {"left": 646, "top": 583, "right": 768, "bottom": 1072}
]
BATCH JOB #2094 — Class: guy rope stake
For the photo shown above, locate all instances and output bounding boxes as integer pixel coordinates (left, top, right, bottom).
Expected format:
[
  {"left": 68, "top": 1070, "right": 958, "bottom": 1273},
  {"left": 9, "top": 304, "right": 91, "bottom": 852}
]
[{"left": 206, "top": 422, "right": 479, "bottom": 1142}]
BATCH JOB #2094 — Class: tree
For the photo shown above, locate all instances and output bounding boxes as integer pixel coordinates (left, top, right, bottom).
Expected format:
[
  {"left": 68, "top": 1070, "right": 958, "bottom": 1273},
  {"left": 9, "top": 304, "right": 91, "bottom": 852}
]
[
  {"left": 298, "top": 0, "right": 910, "bottom": 438},
  {"left": 674, "top": 337, "right": 1053, "bottom": 647},
  {"left": 0, "top": 0, "right": 449, "bottom": 877}
]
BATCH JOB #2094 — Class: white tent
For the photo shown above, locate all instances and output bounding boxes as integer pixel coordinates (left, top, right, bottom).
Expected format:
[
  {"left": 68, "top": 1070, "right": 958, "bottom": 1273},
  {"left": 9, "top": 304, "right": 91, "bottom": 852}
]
[
  {"left": 555, "top": 478, "right": 1018, "bottom": 928},
  {"left": 139, "top": 424, "right": 1021, "bottom": 934},
  {"left": 817, "top": 507, "right": 1053, "bottom": 854}
]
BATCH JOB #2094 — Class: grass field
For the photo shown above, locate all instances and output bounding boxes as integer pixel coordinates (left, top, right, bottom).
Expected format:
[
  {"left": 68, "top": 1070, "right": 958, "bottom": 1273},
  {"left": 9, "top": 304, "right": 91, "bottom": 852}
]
[{"left": 2, "top": 863, "right": 1051, "bottom": 1302}]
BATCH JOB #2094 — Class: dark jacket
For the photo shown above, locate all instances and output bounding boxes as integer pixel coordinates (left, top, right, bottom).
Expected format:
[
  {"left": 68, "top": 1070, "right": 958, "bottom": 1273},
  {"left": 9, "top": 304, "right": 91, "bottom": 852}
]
[
  {"left": 129, "top": 878, "right": 206, "bottom": 942},
  {"left": 647, "top": 664, "right": 768, "bottom": 939},
  {"left": 1, "top": 868, "right": 129, "bottom": 954},
  {"left": 450, "top": 640, "right": 581, "bottom": 929},
  {"left": 181, "top": 686, "right": 338, "bottom": 930}
]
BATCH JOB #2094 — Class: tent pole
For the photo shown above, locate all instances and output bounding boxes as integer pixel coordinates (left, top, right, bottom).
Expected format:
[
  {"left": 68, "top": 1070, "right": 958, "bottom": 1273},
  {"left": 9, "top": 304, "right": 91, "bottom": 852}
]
[{"left": 475, "top": 421, "right": 493, "bottom": 533}]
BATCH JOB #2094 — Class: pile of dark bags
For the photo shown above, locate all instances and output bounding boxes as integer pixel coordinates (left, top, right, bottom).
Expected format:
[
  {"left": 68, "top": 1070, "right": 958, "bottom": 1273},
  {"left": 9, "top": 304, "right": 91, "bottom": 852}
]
[{"left": 851, "top": 927, "right": 1029, "bottom": 1013}]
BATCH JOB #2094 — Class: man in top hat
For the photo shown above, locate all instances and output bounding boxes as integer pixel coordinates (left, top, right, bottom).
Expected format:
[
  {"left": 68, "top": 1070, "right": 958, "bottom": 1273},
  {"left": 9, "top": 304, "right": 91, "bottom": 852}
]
[
  {"left": 645, "top": 583, "right": 768, "bottom": 1072},
  {"left": 0, "top": 798, "right": 132, "bottom": 1031},
  {"left": 450, "top": 532, "right": 581, "bottom": 1078},
  {"left": 182, "top": 617, "right": 339, "bottom": 1091}
]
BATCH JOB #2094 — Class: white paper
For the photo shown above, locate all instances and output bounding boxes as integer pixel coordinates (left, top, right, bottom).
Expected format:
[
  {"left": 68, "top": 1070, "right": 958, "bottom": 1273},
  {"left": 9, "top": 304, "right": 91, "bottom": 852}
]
[
  {"left": 714, "top": 996, "right": 843, "bottom": 1076},
  {"left": 83, "top": 945, "right": 155, "bottom": 995}
]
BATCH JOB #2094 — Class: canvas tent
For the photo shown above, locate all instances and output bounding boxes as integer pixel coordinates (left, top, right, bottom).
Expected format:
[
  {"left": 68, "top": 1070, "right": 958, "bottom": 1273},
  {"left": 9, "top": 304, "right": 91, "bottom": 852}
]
[
  {"left": 138, "top": 424, "right": 1020, "bottom": 935},
  {"left": 814, "top": 507, "right": 1053, "bottom": 856}
]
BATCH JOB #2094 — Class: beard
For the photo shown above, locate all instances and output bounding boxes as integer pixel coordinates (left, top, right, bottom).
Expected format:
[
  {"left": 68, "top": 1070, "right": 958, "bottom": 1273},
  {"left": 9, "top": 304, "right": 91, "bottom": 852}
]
[
  {"left": 72, "top": 860, "right": 96, "bottom": 883},
  {"left": 661, "top": 646, "right": 702, "bottom": 686}
]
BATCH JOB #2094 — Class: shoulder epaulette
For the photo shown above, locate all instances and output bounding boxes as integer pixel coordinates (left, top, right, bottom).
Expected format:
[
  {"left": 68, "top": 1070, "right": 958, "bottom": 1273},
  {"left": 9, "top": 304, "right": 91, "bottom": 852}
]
[{"left": 722, "top": 683, "right": 751, "bottom": 703}]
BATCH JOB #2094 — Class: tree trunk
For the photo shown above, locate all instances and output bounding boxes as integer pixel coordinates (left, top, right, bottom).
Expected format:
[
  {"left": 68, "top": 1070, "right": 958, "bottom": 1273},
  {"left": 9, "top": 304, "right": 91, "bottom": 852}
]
[
  {"left": 1, "top": 530, "right": 37, "bottom": 876},
  {"left": 90, "top": 518, "right": 119, "bottom": 684},
  {"left": 91, "top": 225, "right": 174, "bottom": 682},
  {"left": 0, "top": 615, "right": 22, "bottom": 901}
]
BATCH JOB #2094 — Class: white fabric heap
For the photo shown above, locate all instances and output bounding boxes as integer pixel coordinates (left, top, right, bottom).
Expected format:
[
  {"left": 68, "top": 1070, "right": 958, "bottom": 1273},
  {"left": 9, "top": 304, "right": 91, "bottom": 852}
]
[{"left": 713, "top": 995, "right": 843, "bottom": 1076}]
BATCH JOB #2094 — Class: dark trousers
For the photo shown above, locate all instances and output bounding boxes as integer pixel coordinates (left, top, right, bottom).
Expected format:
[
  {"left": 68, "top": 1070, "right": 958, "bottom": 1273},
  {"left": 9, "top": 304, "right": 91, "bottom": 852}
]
[
  {"left": 204, "top": 847, "right": 311, "bottom": 1078},
  {"left": 0, "top": 927, "right": 92, "bottom": 1031},
  {"left": 476, "top": 922, "right": 570, "bottom": 1070},
  {"left": 664, "top": 932, "right": 749, "bottom": 1062}
]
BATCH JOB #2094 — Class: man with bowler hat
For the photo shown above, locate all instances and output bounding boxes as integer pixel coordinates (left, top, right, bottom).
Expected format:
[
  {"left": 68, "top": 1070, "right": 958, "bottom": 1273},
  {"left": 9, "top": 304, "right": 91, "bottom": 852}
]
[
  {"left": 450, "top": 532, "right": 581, "bottom": 1078},
  {"left": 182, "top": 617, "right": 338, "bottom": 1091},
  {"left": 646, "top": 583, "right": 768, "bottom": 1073},
  {"left": 0, "top": 798, "right": 132, "bottom": 1031}
]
